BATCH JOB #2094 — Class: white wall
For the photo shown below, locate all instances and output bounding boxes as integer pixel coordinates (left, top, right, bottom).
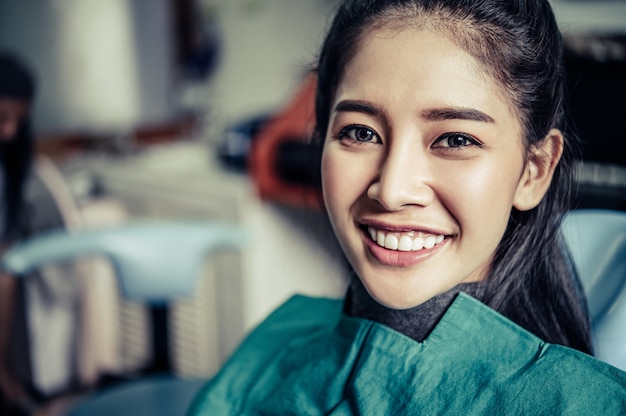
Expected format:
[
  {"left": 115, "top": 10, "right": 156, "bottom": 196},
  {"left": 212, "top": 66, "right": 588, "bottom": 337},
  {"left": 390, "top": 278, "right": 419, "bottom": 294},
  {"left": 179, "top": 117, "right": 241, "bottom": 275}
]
[
  {"left": 194, "top": 0, "right": 339, "bottom": 130},
  {"left": 0, "top": 0, "right": 340, "bottom": 138},
  {"left": 551, "top": 0, "right": 626, "bottom": 34},
  {"left": 0, "top": 0, "right": 174, "bottom": 136}
]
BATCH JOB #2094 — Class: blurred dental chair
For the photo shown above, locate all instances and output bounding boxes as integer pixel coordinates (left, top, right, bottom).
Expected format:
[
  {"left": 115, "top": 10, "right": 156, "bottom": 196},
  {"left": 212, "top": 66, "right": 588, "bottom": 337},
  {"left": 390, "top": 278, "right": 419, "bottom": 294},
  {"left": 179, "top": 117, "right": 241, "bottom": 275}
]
[
  {"left": 1, "top": 220, "right": 247, "bottom": 415},
  {"left": 561, "top": 209, "right": 626, "bottom": 371}
]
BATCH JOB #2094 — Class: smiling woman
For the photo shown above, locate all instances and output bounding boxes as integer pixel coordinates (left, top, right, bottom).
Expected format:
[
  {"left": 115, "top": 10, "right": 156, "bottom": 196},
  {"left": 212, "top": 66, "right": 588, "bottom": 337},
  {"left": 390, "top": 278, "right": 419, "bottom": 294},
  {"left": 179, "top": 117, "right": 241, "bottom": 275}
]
[{"left": 188, "top": 0, "right": 626, "bottom": 414}]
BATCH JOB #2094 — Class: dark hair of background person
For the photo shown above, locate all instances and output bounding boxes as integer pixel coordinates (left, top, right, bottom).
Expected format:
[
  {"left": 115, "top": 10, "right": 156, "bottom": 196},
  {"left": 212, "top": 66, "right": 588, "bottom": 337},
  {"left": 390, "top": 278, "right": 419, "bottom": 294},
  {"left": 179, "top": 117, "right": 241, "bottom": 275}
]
[
  {"left": 312, "top": 0, "right": 593, "bottom": 354},
  {"left": 0, "top": 52, "right": 36, "bottom": 242}
]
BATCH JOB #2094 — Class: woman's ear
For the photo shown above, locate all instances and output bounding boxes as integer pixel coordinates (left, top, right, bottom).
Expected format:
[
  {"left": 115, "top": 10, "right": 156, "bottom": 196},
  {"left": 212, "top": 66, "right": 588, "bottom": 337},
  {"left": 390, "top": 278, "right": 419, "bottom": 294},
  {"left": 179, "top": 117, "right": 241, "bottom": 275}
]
[{"left": 513, "top": 128, "right": 564, "bottom": 211}]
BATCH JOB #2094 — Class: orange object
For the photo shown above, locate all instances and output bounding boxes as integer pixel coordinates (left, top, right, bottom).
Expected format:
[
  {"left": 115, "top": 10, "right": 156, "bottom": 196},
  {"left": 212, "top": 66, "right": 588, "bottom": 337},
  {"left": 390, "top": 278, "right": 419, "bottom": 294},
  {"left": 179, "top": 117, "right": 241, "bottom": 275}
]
[{"left": 248, "top": 73, "right": 322, "bottom": 210}]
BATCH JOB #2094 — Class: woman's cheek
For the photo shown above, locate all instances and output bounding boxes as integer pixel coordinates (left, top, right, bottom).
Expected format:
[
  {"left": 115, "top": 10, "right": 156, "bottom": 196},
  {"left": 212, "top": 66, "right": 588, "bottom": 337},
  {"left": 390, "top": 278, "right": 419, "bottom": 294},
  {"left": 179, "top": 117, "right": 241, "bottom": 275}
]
[{"left": 321, "top": 150, "right": 346, "bottom": 212}]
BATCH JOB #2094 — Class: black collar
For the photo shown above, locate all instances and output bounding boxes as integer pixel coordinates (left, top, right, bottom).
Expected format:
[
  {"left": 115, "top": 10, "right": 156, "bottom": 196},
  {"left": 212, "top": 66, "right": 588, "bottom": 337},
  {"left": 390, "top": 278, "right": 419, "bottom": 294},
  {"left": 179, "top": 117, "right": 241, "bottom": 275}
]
[{"left": 343, "top": 274, "right": 488, "bottom": 342}]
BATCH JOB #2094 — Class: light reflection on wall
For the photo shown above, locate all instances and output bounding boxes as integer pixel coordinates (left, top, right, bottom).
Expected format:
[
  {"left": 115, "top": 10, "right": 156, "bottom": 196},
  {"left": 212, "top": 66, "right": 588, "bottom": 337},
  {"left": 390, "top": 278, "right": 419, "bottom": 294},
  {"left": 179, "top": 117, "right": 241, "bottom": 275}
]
[
  {"left": 52, "top": 1, "right": 140, "bottom": 133},
  {"left": 0, "top": 0, "right": 174, "bottom": 137},
  {"left": 551, "top": 0, "right": 626, "bottom": 34}
]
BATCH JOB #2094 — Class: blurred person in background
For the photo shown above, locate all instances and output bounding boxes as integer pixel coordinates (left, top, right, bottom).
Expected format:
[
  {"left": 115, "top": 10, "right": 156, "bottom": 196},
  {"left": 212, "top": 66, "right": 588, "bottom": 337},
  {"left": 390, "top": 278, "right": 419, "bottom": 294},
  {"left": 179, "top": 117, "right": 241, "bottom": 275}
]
[{"left": 0, "top": 51, "right": 36, "bottom": 415}]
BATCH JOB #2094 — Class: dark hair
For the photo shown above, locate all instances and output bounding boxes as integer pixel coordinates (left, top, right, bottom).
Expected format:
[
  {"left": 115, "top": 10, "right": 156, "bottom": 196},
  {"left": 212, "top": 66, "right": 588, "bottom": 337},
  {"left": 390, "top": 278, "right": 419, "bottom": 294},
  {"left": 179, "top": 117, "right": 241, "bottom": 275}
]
[
  {"left": 314, "top": 0, "right": 592, "bottom": 353},
  {"left": 0, "top": 52, "right": 36, "bottom": 102},
  {"left": 0, "top": 52, "right": 36, "bottom": 241}
]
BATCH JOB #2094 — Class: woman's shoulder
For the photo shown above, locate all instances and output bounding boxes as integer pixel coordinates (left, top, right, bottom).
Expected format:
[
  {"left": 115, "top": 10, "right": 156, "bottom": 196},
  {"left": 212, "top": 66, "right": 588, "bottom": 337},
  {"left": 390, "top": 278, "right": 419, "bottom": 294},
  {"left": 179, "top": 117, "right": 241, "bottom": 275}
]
[
  {"left": 437, "top": 293, "right": 626, "bottom": 373},
  {"left": 530, "top": 342, "right": 626, "bottom": 398},
  {"left": 187, "top": 295, "right": 346, "bottom": 414},
  {"left": 439, "top": 293, "right": 626, "bottom": 408},
  {"left": 210, "top": 294, "right": 345, "bottom": 376},
  {"left": 239, "top": 294, "right": 344, "bottom": 348}
]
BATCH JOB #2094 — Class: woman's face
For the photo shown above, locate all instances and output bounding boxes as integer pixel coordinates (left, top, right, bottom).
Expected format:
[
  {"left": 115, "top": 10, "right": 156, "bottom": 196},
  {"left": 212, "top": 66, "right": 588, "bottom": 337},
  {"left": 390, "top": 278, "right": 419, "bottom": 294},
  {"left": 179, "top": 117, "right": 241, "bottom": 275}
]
[{"left": 321, "top": 27, "right": 529, "bottom": 309}]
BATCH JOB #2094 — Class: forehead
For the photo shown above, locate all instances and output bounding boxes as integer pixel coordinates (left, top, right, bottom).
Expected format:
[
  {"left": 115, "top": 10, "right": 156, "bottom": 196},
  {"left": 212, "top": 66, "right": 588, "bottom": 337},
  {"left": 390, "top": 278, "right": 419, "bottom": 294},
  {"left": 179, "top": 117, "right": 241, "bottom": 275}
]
[
  {"left": 347, "top": 27, "right": 486, "bottom": 82},
  {"left": 338, "top": 28, "right": 490, "bottom": 99},
  {"left": 334, "top": 27, "right": 519, "bottom": 125}
]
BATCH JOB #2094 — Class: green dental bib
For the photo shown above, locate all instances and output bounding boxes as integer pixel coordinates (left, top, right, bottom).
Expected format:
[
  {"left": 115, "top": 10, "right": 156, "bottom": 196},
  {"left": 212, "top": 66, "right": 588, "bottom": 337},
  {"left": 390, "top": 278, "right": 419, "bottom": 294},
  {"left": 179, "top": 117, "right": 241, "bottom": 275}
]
[{"left": 188, "top": 293, "right": 626, "bottom": 415}]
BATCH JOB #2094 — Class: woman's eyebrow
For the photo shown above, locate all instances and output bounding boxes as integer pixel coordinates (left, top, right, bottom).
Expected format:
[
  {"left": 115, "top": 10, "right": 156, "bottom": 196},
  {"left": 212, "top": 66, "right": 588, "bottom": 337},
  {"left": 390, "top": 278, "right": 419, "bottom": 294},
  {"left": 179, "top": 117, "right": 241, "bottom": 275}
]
[
  {"left": 333, "top": 100, "right": 388, "bottom": 121},
  {"left": 420, "top": 107, "right": 495, "bottom": 123}
]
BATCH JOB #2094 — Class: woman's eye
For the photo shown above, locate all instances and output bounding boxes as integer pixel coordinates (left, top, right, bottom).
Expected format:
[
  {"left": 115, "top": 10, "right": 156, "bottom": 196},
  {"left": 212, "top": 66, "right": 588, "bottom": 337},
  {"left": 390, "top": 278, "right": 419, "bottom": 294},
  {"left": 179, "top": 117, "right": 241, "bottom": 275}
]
[
  {"left": 338, "top": 126, "right": 381, "bottom": 143},
  {"left": 433, "top": 133, "right": 479, "bottom": 149}
]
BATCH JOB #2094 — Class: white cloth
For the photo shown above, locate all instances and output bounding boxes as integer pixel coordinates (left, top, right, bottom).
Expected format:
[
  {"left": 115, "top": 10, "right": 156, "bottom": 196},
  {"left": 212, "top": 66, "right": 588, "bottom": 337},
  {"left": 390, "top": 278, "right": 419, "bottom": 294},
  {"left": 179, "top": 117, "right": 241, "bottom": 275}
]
[{"left": 20, "top": 156, "right": 127, "bottom": 395}]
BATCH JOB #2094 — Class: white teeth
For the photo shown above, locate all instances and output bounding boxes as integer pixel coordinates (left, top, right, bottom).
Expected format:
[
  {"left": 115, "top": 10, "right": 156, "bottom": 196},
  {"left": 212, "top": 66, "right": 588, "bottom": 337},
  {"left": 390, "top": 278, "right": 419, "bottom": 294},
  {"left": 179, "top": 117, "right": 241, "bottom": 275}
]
[
  {"left": 376, "top": 232, "right": 386, "bottom": 246},
  {"left": 424, "top": 236, "right": 436, "bottom": 249},
  {"left": 368, "top": 226, "right": 446, "bottom": 252},
  {"left": 384, "top": 234, "right": 399, "bottom": 250},
  {"left": 412, "top": 237, "right": 424, "bottom": 251},
  {"left": 398, "top": 236, "right": 413, "bottom": 252}
]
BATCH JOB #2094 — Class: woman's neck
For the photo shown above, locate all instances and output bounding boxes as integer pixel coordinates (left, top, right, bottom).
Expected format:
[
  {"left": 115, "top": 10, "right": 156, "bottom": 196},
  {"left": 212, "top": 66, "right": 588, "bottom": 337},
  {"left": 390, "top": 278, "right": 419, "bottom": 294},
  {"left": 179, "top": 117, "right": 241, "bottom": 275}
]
[{"left": 344, "top": 276, "right": 488, "bottom": 342}]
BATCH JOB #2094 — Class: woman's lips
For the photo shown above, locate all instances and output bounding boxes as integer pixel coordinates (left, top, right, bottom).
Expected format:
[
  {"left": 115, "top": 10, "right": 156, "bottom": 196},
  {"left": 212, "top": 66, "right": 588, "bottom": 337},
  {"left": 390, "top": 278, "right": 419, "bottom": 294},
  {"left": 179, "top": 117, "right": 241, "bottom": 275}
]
[{"left": 360, "top": 224, "right": 449, "bottom": 267}]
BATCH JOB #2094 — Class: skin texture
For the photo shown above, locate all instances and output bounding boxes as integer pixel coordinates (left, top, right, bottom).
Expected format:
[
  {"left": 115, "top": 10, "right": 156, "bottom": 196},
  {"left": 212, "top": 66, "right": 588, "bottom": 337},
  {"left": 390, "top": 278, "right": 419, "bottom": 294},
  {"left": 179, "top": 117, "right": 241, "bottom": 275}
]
[{"left": 321, "top": 27, "right": 562, "bottom": 310}]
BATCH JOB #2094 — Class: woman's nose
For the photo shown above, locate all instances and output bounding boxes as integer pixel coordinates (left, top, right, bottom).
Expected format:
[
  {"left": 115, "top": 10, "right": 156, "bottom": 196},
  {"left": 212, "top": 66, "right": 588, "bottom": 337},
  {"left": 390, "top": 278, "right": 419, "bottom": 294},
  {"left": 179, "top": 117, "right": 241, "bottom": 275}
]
[{"left": 367, "top": 145, "right": 434, "bottom": 211}]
